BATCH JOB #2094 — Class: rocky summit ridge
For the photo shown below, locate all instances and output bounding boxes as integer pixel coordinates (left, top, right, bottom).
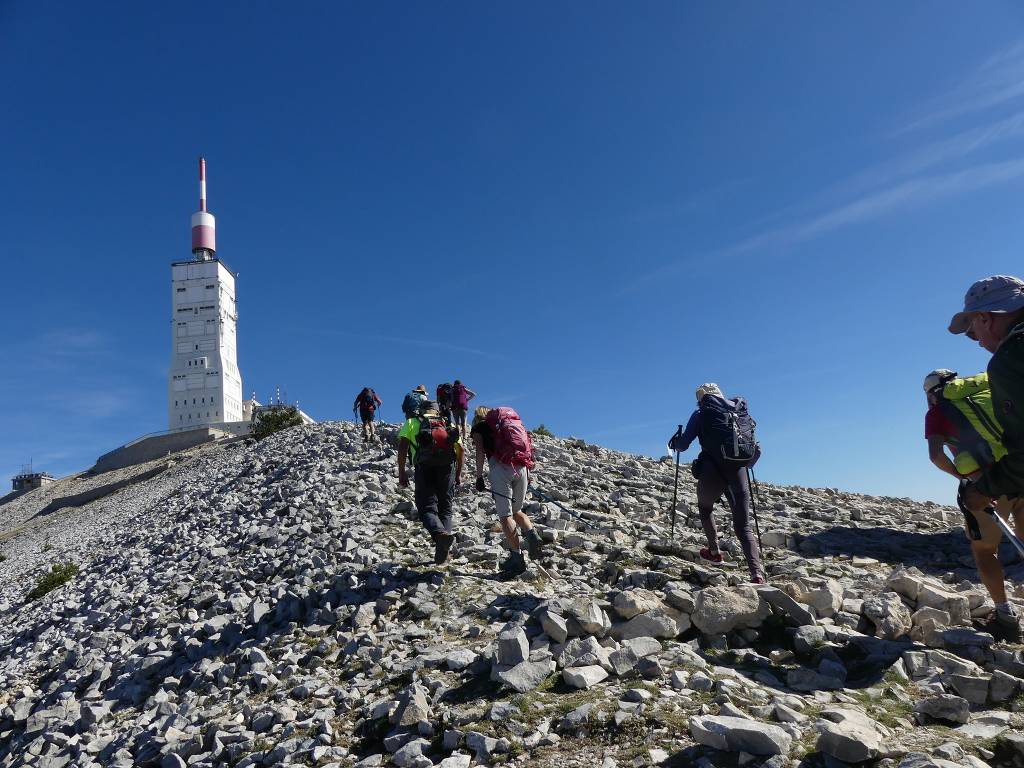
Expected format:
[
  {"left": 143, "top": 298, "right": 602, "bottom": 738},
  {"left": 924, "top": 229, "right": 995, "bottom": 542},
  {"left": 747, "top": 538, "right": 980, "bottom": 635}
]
[{"left": 1, "top": 422, "right": 1023, "bottom": 768}]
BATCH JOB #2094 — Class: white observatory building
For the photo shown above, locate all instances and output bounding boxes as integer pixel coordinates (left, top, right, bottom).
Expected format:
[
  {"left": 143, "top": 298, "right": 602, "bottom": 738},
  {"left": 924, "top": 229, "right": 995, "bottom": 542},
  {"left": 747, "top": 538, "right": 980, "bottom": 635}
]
[{"left": 167, "top": 158, "right": 244, "bottom": 430}]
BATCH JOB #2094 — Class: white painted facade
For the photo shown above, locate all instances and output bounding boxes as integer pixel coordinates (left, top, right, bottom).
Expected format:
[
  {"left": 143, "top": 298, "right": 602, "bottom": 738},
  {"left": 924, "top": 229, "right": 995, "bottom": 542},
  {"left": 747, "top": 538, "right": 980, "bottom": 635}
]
[{"left": 167, "top": 259, "right": 243, "bottom": 430}]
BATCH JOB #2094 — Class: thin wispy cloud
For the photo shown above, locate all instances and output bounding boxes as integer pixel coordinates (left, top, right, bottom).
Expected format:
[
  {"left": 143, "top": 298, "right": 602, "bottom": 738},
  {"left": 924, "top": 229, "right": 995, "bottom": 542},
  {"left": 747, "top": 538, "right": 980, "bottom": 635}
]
[
  {"left": 899, "top": 41, "right": 1024, "bottom": 133},
  {"left": 732, "top": 156, "right": 1024, "bottom": 255},
  {"left": 627, "top": 42, "right": 1024, "bottom": 293},
  {"left": 315, "top": 330, "right": 505, "bottom": 361},
  {"left": 586, "top": 420, "right": 669, "bottom": 441},
  {"left": 38, "top": 328, "right": 107, "bottom": 356},
  {"left": 833, "top": 110, "right": 1024, "bottom": 203}
]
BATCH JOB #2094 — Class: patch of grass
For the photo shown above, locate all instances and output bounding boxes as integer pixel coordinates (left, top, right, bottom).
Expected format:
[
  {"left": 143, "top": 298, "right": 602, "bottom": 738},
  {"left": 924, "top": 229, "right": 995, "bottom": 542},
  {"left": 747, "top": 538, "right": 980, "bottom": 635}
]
[
  {"left": 532, "top": 424, "right": 555, "bottom": 438},
  {"left": 26, "top": 562, "right": 79, "bottom": 602},
  {"left": 850, "top": 687, "right": 915, "bottom": 730},
  {"left": 511, "top": 673, "right": 560, "bottom": 712},
  {"left": 550, "top": 687, "right": 607, "bottom": 715}
]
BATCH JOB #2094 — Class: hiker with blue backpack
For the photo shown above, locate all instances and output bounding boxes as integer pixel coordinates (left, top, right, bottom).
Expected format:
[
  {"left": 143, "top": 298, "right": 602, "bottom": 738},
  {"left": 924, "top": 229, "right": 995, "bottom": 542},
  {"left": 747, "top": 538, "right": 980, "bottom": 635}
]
[
  {"left": 668, "top": 382, "right": 766, "bottom": 584},
  {"left": 402, "top": 385, "right": 430, "bottom": 420},
  {"left": 470, "top": 406, "right": 545, "bottom": 576},
  {"left": 398, "top": 399, "right": 463, "bottom": 565}
]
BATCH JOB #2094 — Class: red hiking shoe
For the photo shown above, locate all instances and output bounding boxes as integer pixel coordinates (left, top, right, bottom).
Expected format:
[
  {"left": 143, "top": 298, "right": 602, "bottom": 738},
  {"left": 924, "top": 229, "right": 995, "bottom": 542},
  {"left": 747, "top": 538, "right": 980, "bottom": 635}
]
[{"left": 699, "top": 547, "right": 724, "bottom": 564}]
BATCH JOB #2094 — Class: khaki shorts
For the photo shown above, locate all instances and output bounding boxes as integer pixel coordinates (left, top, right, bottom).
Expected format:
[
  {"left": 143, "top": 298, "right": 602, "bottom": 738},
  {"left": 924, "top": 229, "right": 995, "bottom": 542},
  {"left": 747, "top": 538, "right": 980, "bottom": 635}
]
[
  {"left": 963, "top": 495, "right": 1024, "bottom": 547},
  {"left": 489, "top": 459, "right": 527, "bottom": 519}
]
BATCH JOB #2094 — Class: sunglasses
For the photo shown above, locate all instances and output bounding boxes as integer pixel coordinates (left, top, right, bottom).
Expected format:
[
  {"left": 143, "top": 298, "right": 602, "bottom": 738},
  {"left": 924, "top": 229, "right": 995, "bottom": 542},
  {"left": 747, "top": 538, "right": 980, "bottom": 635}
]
[{"left": 966, "top": 313, "right": 986, "bottom": 341}]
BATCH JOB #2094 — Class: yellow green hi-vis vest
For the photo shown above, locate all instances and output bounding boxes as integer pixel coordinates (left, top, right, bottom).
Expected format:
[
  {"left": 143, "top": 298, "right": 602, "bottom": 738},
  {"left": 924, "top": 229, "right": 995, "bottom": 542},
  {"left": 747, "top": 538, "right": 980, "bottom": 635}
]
[{"left": 941, "top": 372, "right": 1007, "bottom": 475}]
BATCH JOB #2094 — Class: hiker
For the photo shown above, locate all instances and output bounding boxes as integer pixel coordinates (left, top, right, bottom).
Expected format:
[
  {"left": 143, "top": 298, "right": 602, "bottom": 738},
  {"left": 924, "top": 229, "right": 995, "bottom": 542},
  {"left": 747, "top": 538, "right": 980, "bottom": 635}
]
[
  {"left": 924, "top": 368, "right": 1024, "bottom": 632},
  {"left": 352, "top": 387, "right": 382, "bottom": 443},
  {"left": 450, "top": 380, "right": 476, "bottom": 440},
  {"left": 668, "top": 382, "right": 765, "bottom": 584},
  {"left": 471, "top": 406, "right": 544, "bottom": 576},
  {"left": 437, "top": 382, "right": 453, "bottom": 423},
  {"left": 947, "top": 274, "right": 1024, "bottom": 631},
  {"left": 402, "top": 385, "right": 429, "bottom": 420},
  {"left": 397, "top": 400, "right": 463, "bottom": 565}
]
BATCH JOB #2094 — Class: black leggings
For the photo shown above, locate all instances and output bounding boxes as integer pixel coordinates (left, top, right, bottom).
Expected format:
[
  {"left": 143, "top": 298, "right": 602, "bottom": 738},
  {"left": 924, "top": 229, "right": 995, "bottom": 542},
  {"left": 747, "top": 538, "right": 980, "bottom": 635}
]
[
  {"left": 696, "top": 457, "right": 763, "bottom": 579},
  {"left": 414, "top": 463, "right": 455, "bottom": 538}
]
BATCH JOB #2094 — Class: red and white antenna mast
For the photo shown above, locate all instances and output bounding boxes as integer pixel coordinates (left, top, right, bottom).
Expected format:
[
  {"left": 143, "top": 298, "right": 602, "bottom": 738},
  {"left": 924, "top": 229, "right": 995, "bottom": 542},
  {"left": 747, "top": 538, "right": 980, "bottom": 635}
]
[{"left": 190, "top": 156, "right": 216, "bottom": 260}]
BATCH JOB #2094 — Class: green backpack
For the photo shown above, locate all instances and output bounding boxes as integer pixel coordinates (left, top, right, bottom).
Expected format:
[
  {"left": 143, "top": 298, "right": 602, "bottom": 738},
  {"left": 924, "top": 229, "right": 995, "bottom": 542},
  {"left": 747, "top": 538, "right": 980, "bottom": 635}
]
[{"left": 941, "top": 373, "right": 1006, "bottom": 474}]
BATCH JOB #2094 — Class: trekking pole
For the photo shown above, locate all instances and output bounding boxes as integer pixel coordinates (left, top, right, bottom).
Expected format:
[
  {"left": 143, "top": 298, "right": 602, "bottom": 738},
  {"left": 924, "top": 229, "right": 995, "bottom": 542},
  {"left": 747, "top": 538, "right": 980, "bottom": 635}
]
[
  {"left": 529, "top": 486, "right": 600, "bottom": 529},
  {"left": 989, "top": 508, "right": 1024, "bottom": 561},
  {"left": 670, "top": 425, "right": 682, "bottom": 539},
  {"left": 747, "top": 467, "right": 764, "bottom": 553}
]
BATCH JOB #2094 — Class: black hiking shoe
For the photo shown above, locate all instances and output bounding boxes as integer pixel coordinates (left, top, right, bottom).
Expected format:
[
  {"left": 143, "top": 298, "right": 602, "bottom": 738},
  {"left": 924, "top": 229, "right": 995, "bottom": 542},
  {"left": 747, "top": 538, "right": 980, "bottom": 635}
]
[
  {"left": 433, "top": 533, "right": 455, "bottom": 565},
  {"left": 525, "top": 529, "right": 544, "bottom": 561},
  {"left": 500, "top": 550, "right": 527, "bottom": 577}
]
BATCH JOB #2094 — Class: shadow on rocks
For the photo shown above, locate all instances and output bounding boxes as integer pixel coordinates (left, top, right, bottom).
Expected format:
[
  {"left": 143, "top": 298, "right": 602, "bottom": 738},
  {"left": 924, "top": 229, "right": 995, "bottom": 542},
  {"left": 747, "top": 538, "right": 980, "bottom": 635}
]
[{"left": 796, "top": 525, "right": 985, "bottom": 575}]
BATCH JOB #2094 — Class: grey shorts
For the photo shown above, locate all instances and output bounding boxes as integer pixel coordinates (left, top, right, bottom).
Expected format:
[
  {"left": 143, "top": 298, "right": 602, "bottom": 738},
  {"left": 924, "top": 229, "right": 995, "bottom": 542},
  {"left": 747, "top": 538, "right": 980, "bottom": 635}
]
[{"left": 489, "top": 459, "right": 528, "bottom": 518}]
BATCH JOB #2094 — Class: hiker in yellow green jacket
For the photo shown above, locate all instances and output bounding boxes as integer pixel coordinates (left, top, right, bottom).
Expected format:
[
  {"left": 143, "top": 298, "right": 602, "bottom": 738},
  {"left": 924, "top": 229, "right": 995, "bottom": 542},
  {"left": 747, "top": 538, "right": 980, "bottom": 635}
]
[{"left": 924, "top": 368, "right": 1024, "bottom": 632}]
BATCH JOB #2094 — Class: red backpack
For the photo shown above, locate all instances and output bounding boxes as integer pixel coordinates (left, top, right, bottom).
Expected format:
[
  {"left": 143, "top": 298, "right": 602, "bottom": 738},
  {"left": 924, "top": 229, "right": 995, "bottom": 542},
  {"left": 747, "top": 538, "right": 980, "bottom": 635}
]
[
  {"left": 485, "top": 407, "right": 535, "bottom": 469},
  {"left": 415, "top": 415, "right": 459, "bottom": 467}
]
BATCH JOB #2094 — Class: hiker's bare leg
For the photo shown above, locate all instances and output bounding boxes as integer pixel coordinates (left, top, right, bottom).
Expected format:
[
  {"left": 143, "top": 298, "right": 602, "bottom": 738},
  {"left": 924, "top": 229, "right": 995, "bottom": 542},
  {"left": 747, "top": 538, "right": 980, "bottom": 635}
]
[
  {"left": 972, "top": 542, "right": 1008, "bottom": 605},
  {"left": 499, "top": 516, "right": 521, "bottom": 550},
  {"left": 512, "top": 510, "right": 533, "bottom": 535}
]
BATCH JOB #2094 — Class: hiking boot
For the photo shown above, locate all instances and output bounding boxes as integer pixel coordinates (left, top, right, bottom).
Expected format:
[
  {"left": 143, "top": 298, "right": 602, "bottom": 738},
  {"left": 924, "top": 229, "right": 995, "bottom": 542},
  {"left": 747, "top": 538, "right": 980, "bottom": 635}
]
[
  {"left": 994, "top": 606, "right": 1021, "bottom": 632},
  {"left": 525, "top": 528, "right": 545, "bottom": 560},
  {"left": 500, "top": 550, "right": 527, "bottom": 576},
  {"left": 433, "top": 533, "right": 455, "bottom": 565},
  {"left": 699, "top": 547, "right": 724, "bottom": 564},
  {"left": 751, "top": 575, "right": 767, "bottom": 585}
]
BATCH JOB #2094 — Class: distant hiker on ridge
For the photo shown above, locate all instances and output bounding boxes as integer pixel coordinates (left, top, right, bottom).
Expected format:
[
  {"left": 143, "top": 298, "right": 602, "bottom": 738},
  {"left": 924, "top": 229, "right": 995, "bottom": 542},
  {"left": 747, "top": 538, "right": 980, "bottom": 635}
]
[
  {"left": 947, "top": 275, "right": 1024, "bottom": 633},
  {"left": 450, "top": 380, "right": 476, "bottom": 440},
  {"left": 353, "top": 387, "right": 382, "bottom": 443},
  {"left": 402, "top": 384, "right": 429, "bottom": 420},
  {"left": 471, "top": 406, "right": 544, "bottom": 576},
  {"left": 668, "top": 382, "right": 766, "bottom": 584},
  {"left": 923, "top": 367, "right": 1024, "bottom": 633},
  {"left": 398, "top": 400, "right": 463, "bottom": 565}
]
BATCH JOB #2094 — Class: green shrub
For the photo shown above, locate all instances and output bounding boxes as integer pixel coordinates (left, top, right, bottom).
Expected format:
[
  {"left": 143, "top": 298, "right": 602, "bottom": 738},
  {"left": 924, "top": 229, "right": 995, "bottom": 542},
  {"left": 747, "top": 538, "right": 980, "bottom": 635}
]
[
  {"left": 532, "top": 424, "right": 554, "bottom": 438},
  {"left": 26, "top": 562, "right": 79, "bottom": 602},
  {"left": 251, "top": 405, "right": 304, "bottom": 441}
]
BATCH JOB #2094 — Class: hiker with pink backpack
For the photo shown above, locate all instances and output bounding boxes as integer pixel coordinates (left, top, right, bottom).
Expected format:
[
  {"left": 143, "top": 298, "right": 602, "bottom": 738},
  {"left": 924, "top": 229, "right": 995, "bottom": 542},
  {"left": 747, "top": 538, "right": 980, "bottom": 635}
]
[
  {"left": 450, "top": 380, "right": 477, "bottom": 440},
  {"left": 471, "top": 406, "right": 545, "bottom": 576}
]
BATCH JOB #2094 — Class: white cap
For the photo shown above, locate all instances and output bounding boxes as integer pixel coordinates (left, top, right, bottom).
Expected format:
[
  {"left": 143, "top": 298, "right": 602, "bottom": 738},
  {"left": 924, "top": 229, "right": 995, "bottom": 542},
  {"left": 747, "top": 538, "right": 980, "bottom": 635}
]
[{"left": 695, "top": 382, "right": 723, "bottom": 402}]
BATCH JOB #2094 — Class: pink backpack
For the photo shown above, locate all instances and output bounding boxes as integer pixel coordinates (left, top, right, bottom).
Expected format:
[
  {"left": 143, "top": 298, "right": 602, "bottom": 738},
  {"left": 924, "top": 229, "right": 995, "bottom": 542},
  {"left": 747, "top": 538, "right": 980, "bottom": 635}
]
[
  {"left": 452, "top": 382, "right": 470, "bottom": 410},
  {"left": 485, "top": 407, "right": 535, "bottom": 469}
]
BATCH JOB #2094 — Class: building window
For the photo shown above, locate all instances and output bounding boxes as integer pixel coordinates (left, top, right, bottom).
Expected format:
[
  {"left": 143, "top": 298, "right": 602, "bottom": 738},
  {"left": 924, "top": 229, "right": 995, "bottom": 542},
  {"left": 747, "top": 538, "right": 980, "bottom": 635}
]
[{"left": 176, "top": 287, "right": 186, "bottom": 292}]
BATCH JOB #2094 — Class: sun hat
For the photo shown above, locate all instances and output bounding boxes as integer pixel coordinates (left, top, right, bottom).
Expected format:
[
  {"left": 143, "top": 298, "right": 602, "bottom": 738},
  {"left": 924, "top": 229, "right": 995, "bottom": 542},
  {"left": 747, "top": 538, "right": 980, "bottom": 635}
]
[
  {"left": 414, "top": 385, "right": 428, "bottom": 394},
  {"left": 923, "top": 369, "right": 956, "bottom": 392},
  {"left": 695, "top": 383, "right": 723, "bottom": 402},
  {"left": 949, "top": 275, "right": 1024, "bottom": 334}
]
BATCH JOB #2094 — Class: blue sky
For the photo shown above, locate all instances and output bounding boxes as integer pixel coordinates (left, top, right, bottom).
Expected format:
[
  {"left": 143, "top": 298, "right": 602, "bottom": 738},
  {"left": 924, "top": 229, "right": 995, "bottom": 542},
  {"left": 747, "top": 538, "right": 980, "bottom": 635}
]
[{"left": 3, "top": 3, "right": 1024, "bottom": 504}]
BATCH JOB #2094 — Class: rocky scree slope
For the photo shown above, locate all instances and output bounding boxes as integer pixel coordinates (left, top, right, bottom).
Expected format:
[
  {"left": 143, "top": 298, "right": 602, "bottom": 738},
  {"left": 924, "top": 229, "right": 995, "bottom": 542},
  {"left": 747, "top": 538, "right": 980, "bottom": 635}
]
[{"left": 0, "top": 421, "right": 1023, "bottom": 768}]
